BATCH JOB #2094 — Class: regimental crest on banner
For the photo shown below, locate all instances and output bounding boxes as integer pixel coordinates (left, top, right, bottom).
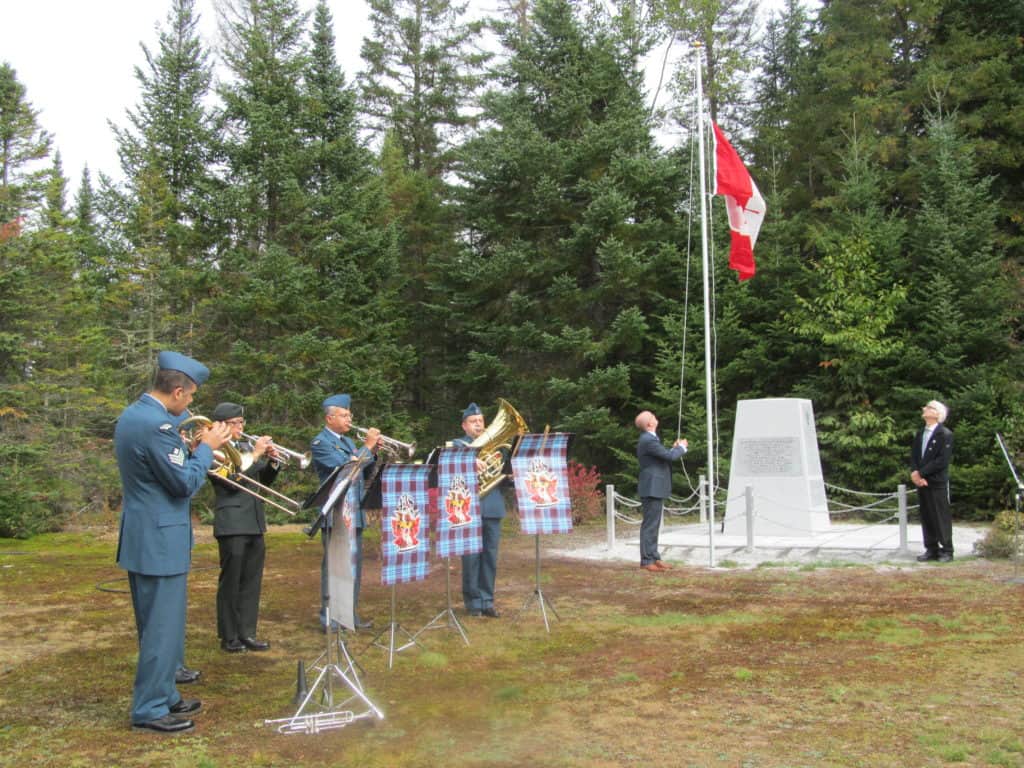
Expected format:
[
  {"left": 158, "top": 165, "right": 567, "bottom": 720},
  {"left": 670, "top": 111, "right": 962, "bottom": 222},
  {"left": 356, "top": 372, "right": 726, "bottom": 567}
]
[
  {"left": 445, "top": 475, "right": 474, "bottom": 527},
  {"left": 512, "top": 433, "right": 573, "bottom": 535},
  {"left": 436, "top": 445, "right": 483, "bottom": 558},
  {"left": 391, "top": 493, "right": 422, "bottom": 551},
  {"left": 381, "top": 465, "right": 432, "bottom": 585},
  {"left": 524, "top": 457, "right": 560, "bottom": 507},
  {"left": 341, "top": 497, "right": 354, "bottom": 533}
]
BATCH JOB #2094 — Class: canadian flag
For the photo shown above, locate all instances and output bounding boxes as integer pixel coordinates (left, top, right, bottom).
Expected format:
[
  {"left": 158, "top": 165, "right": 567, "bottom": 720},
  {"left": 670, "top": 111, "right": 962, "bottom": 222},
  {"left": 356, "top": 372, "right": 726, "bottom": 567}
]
[{"left": 712, "top": 122, "right": 765, "bottom": 281}]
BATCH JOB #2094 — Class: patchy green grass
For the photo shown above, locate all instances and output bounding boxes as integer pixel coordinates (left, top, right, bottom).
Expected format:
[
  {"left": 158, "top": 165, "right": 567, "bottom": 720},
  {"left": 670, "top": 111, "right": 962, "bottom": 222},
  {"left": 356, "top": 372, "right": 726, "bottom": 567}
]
[{"left": 2, "top": 526, "right": 1024, "bottom": 767}]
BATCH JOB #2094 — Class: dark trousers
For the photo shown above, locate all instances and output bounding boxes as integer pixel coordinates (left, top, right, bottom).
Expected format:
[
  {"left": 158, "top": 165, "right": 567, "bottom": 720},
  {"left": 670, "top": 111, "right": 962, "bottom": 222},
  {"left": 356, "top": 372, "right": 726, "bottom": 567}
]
[
  {"left": 320, "top": 526, "right": 364, "bottom": 625},
  {"left": 462, "top": 517, "right": 502, "bottom": 611},
  {"left": 128, "top": 572, "right": 186, "bottom": 723},
  {"left": 918, "top": 483, "right": 953, "bottom": 555},
  {"left": 216, "top": 533, "right": 265, "bottom": 642},
  {"left": 640, "top": 497, "right": 664, "bottom": 565}
]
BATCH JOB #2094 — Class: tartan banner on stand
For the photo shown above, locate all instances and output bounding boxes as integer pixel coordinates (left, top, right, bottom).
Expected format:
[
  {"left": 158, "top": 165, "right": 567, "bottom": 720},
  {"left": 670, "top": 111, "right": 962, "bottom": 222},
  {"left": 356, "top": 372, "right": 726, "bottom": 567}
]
[
  {"left": 435, "top": 446, "right": 482, "bottom": 558},
  {"left": 513, "top": 433, "right": 573, "bottom": 535},
  {"left": 380, "top": 464, "right": 432, "bottom": 585}
]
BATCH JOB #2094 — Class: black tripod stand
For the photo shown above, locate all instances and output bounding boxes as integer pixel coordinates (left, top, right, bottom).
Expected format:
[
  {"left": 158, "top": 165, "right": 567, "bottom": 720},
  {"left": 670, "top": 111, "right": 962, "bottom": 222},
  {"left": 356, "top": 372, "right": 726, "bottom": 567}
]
[{"left": 265, "top": 459, "right": 384, "bottom": 734}]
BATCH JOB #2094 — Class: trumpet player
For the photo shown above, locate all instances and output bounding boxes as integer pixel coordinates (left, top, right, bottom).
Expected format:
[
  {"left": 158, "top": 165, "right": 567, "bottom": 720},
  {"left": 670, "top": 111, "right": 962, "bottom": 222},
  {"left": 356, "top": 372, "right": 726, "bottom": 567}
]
[
  {"left": 209, "top": 402, "right": 280, "bottom": 653},
  {"left": 115, "top": 351, "right": 231, "bottom": 734},
  {"left": 311, "top": 394, "right": 380, "bottom": 631}
]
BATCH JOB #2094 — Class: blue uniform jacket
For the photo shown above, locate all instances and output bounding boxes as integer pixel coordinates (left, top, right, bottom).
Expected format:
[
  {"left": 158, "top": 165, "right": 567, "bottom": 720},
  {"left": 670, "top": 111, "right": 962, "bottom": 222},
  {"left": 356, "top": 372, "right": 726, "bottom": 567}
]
[
  {"left": 311, "top": 427, "right": 375, "bottom": 528},
  {"left": 115, "top": 394, "right": 214, "bottom": 576},
  {"left": 636, "top": 430, "right": 687, "bottom": 499},
  {"left": 452, "top": 435, "right": 506, "bottom": 519}
]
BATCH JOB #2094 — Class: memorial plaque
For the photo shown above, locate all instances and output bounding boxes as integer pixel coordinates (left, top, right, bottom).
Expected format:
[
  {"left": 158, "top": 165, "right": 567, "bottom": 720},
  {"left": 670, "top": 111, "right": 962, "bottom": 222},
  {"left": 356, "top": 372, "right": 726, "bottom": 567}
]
[
  {"left": 724, "top": 399, "right": 830, "bottom": 537},
  {"left": 736, "top": 437, "right": 801, "bottom": 477}
]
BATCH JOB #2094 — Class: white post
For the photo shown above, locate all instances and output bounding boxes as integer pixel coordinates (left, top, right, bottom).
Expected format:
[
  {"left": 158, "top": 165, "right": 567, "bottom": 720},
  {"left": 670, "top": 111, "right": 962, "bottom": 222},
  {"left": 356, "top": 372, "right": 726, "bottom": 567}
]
[
  {"left": 745, "top": 485, "right": 754, "bottom": 552},
  {"left": 606, "top": 484, "right": 616, "bottom": 551},
  {"left": 897, "top": 483, "right": 908, "bottom": 554},
  {"left": 699, "top": 473, "right": 707, "bottom": 523},
  {"left": 704, "top": 476, "right": 716, "bottom": 567},
  {"left": 694, "top": 45, "right": 717, "bottom": 570}
]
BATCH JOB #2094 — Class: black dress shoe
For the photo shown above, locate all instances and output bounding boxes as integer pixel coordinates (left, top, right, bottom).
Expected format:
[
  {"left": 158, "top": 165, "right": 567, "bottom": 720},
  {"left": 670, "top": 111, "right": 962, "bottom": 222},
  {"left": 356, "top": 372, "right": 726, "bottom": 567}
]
[
  {"left": 169, "top": 698, "right": 201, "bottom": 715},
  {"left": 175, "top": 667, "right": 201, "bottom": 685},
  {"left": 132, "top": 714, "right": 194, "bottom": 734},
  {"left": 937, "top": 552, "right": 954, "bottom": 562},
  {"left": 467, "top": 609, "right": 482, "bottom": 617},
  {"left": 916, "top": 552, "right": 939, "bottom": 562},
  {"left": 354, "top": 619, "right": 374, "bottom": 630},
  {"left": 481, "top": 607, "right": 500, "bottom": 618},
  {"left": 241, "top": 636, "right": 270, "bottom": 651},
  {"left": 221, "top": 639, "right": 246, "bottom": 653}
]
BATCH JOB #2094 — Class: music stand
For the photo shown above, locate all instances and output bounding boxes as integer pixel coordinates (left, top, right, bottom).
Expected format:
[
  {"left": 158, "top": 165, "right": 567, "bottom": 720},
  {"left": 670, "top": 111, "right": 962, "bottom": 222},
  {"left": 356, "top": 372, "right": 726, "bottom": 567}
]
[
  {"left": 265, "top": 458, "right": 384, "bottom": 734},
  {"left": 996, "top": 433, "right": 1024, "bottom": 584},
  {"left": 415, "top": 557, "right": 470, "bottom": 645},
  {"left": 514, "top": 534, "right": 561, "bottom": 632},
  {"left": 369, "top": 583, "right": 424, "bottom": 669},
  {"left": 415, "top": 454, "right": 469, "bottom": 645}
]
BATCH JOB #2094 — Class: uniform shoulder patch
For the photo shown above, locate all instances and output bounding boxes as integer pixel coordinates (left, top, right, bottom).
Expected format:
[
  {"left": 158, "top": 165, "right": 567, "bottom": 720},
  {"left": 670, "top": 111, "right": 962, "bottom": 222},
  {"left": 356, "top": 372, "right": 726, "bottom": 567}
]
[
  {"left": 167, "top": 447, "right": 186, "bottom": 467},
  {"left": 159, "top": 423, "right": 174, "bottom": 432},
  {"left": 312, "top": 439, "right": 321, "bottom": 446}
]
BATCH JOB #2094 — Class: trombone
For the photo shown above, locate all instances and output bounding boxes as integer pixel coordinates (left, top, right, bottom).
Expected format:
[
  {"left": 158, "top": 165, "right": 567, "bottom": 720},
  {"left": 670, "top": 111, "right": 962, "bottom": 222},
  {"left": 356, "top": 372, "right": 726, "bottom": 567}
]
[
  {"left": 354, "top": 426, "right": 416, "bottom": 461},
  {"left": 240, "top": 431, "right": 312, "bottom": 470},
  {"left": 179, "top": 416, "right": 303, "bottom": 516}
]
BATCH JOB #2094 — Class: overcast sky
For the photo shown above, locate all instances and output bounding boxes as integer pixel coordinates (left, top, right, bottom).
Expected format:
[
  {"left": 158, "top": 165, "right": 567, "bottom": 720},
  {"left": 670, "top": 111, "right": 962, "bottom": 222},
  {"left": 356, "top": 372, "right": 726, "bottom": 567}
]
[{"left": 1, "top": 0, "right": 718, "bottom": 196}]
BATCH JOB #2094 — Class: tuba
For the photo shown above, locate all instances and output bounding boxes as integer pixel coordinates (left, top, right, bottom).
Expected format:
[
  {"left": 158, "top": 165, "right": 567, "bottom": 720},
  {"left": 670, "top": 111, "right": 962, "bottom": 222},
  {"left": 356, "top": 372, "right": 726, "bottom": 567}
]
[{"left": 468, "top": 399, "right": 529, "bottom": 497}]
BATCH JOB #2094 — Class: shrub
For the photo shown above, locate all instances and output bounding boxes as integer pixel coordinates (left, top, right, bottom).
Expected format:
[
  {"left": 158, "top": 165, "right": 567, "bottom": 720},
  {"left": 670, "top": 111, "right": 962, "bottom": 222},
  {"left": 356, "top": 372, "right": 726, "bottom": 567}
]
[
  {"left": 568, "top": 461, "right": 604, "bottom": 525},
  {"left": 973, "top": 510, "right": 1023, "bottom": 559}
]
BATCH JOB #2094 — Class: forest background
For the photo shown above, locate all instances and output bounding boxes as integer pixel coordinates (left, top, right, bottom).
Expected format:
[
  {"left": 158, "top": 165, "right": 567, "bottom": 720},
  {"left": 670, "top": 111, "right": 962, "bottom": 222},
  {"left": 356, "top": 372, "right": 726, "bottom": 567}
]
[{"left": 1, "top": 0, "right": 1022, "bottom": 538}]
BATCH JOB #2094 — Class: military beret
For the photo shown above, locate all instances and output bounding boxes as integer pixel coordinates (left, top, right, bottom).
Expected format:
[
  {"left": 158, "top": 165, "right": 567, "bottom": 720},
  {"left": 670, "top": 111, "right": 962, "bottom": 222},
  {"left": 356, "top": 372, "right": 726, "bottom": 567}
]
[
  {"left": 157, "top": 350, "right": 210, "bottom": 385},
  {"left": 211, "top": 402, "right": 244, "bottom": 421}
]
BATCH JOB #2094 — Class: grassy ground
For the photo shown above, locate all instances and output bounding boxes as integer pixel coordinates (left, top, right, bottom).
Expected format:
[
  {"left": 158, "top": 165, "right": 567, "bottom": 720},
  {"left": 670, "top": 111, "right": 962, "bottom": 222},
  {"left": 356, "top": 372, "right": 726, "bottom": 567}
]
[{"left": 1, "top": 521, "right": 1023, "bottom": 768}]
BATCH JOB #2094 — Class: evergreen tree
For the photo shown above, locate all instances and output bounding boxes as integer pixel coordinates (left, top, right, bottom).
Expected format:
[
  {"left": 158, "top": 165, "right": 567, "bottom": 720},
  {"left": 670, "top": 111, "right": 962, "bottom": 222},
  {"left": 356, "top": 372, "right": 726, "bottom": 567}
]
[
  {"left": 786, "top": 132, "right": 908, "bottom": 488},
  {"left": 662, "top": 0, "right": 760, "bottom": 126},
  {"left": 359, "top": 0, "right": 487, "bottom": 436},
  {"left": 0, "top": 62, "right": 51, "bottom": 223},
  {"left": 454, "top": 0, "right": 687, "bottom": 478},
  {"left": 109, "top": 0, "right": 219, "bottom": 387}
]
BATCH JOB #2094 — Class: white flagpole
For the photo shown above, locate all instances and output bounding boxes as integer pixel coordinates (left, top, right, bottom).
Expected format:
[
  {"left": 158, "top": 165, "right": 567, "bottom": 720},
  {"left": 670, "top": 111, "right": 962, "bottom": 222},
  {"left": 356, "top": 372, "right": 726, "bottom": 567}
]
[{"left": 694, "top": 44, "right": 716, "bottom": 567}]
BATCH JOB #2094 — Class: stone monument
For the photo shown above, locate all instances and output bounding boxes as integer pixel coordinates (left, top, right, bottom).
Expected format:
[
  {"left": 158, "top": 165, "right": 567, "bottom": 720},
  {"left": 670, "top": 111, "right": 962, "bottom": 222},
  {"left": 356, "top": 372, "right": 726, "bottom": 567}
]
[{"left": 724, "top": 398, "right": 829, "bottom": 536}]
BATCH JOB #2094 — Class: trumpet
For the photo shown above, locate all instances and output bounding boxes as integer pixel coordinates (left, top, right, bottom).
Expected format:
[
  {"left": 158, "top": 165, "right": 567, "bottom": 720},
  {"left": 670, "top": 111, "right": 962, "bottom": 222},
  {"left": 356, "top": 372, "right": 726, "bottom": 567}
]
[
  {"left": 179, "top": 415, "right": 303, "bottom": 516},
  {"left": 240, "top": 431, "right": 312, "bottom": 470},
  {"left": 354, "top": 426, "right": 416, "bottom": 461}
]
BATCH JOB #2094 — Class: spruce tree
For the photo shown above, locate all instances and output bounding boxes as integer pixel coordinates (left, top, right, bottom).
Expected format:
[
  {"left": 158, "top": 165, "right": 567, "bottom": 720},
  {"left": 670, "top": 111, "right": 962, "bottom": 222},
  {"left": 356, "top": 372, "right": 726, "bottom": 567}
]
[{"left": 454, "top": 0, "right": 687, "bottom": 476}]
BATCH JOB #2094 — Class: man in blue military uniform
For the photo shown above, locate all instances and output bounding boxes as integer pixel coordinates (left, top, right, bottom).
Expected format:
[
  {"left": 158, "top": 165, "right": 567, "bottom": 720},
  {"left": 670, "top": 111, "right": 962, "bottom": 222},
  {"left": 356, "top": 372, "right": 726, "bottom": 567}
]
[
  {"left": 209, "top": 401, "right": 280, "bottom": 652},
  {"left": 115, "top": 351, "right": 231, "bottom": 734},
  {"left": 635, "top": 410, "right": 688, "bottom": 572},
  {"left": 455, "top": 403, "right": 506, "bottom": 618},
  {"left": 310, "top": 394, "right": 380, "bottom": 631}
]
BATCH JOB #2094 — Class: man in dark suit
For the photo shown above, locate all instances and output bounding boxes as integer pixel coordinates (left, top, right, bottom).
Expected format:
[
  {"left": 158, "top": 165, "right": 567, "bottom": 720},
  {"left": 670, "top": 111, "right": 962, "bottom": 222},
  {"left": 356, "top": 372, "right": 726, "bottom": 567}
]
[
  {"left": 209, "top": 402, "right": 280, "bottom": 653},
  {"left": 635, "top": 410, "right": 688, "bottom": 572},
  {"left": 910, "top": 399, "right": 955, "bottom": 562},
  {"left": 454, "top": 403, "right": 506, "bottom": 618},
  {"left": 310, "top": 394, "right": 380, "bottom": 631},
  {"left": 115, "top": 351, "right": 230, "bottom": 734}
]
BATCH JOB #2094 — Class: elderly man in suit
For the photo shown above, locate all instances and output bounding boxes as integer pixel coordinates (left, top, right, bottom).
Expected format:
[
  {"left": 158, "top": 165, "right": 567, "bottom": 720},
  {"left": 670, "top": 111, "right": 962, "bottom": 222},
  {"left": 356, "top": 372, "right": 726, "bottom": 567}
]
[
  {"left": 910, "top": 399, "right": 955, "bottom": 562},
  {"left": 635, "top": 410, "right": 688, "bottom": 572},
  {"left": 115, "top": 351, "right": 230, "bottom": 734},
  {"left": 209, "top": 402, "right": 280, "bottom": 653},
  {"left": 310, "top": 394, "right": 380, "bottom": 631}
]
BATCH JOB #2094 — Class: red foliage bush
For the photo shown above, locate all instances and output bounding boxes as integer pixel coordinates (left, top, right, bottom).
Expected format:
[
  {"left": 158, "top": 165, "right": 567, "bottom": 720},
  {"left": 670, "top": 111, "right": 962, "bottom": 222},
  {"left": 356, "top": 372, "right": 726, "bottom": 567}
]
[{"left": 567, "top": 461, "right": 604, "bottom": 525}]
